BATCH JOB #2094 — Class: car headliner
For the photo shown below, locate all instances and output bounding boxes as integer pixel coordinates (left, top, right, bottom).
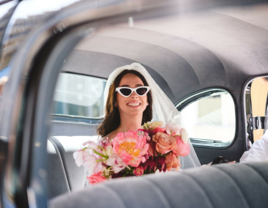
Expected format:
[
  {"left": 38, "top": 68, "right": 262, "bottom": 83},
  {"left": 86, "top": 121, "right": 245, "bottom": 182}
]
[{"left": 62, "top": 3, "right": 268, "bottom": 103}]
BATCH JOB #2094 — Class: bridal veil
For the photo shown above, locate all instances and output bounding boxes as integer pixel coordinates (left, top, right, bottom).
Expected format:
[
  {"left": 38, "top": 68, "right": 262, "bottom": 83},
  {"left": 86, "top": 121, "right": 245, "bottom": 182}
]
[{"left": 104, "top": 63, "right": 201, "bottom": 169}]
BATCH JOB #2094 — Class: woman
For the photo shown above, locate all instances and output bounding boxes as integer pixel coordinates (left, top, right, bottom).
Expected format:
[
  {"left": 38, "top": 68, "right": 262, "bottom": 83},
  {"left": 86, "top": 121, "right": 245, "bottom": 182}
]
[
  {"left": 97, "top": 69, "right": 152, "bottom": 140},
  {"left": 80, "top": 63, "right": 200, "bottom": 186},
  {"left": 98, "top": 63, "right": 200, "bottom": 169}
]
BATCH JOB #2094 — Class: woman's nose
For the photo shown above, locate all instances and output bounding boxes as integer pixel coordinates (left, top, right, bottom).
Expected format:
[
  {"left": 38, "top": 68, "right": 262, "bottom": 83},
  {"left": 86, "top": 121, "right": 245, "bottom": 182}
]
[{"left": 131, "top": 91, "right": 138, "bottom": 98}]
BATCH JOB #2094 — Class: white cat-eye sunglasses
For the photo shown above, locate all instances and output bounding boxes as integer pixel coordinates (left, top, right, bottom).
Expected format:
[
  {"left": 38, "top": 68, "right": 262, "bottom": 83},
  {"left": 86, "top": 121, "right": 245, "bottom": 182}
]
[{"left": 115, "top": 86, "right": 151, "bottom": 97}]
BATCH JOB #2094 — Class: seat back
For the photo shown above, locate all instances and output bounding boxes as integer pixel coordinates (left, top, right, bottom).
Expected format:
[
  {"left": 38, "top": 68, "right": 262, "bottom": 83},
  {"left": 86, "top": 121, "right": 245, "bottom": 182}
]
[
  {"left": 47, "top": 136, "right": 99, "bottom": 199},
  {"left": 50, "top": 162, "right": 268, "bottom": 208}
]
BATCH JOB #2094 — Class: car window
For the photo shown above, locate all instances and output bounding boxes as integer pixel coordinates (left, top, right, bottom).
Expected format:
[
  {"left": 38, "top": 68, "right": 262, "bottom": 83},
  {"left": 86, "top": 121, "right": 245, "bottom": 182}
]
[
  {"left": 245, "top": 77, "right": 268, "bottom": 146},
  {"left": 53, "top": 73, "right": 106, "bottom": 118},
  {"left": 180, "top": 90, "right": 236, "bottom": 147}
]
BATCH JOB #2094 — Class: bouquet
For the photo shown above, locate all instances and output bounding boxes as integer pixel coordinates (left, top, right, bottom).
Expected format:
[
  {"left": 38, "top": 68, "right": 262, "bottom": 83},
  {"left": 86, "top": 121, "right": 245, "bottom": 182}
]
[{"left": 73, "top": 121, "right": 190, "bottom": 185}]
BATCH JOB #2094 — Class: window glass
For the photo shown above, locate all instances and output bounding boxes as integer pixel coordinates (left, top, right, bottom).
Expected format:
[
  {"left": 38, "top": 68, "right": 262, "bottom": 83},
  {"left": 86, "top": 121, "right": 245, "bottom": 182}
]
[
  {"left": 52, "top": 73, "right": 106, "bottom": 118},
  {"left": 180, "top": 90, "right": 236, "bottom": 146}
]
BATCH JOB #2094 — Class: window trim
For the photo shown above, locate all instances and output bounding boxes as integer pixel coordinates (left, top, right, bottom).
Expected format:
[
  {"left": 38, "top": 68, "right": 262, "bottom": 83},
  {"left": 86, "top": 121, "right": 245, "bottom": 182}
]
[{"left": 176, "top": 88, "right": 237, "bottom": 149}]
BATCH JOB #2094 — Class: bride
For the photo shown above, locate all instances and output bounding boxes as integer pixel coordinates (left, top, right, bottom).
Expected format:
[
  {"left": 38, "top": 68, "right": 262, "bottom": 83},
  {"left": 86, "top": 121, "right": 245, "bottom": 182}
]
[
  {"left": 98, "top": 63, "right": 200, "bottom": 169},
  {"left": 79, "top": 62, "right": 201, "bottom": 186}
]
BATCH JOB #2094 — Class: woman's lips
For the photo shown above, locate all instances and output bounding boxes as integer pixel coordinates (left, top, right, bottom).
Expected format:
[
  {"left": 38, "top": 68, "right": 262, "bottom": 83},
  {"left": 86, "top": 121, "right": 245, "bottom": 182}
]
[{"left": 127, "top": 102, "right": 141, "bottom": 107}]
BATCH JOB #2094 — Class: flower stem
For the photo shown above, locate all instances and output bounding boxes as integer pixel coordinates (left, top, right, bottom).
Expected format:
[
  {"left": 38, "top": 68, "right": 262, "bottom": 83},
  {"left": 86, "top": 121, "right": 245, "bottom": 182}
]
[{"left": 93, "top": 149, "right": 108, "bottom": 159}]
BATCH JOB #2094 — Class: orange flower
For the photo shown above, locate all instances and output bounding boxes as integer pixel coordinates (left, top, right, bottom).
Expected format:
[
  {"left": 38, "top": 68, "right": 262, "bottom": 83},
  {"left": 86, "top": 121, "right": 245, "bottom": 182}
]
[
  {"left": 165, "top": 152, "right": 180, "bottom": 171},
  {"left": 152, "top": 132, "right": 177, "bottom": 154}
]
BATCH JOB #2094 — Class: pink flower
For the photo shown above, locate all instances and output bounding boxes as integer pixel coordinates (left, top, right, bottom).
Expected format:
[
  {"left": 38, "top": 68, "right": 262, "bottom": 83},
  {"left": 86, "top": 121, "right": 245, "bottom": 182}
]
[
  {"left": 82, "top": 141, "right": 99, "bottom": 149},
  {"left": 73, "top": 140, "right": 100, "bottom": 167},
  {"left": 87, "top": 171, "right": 106, "bottom": 185},
  {"left": 73, "top": 142, "right": 104, "bottom": 175},
  {"left": 151, "top": 127, "right": 166, "bottom": 135},
  {"left": 82, "top": 155, "right": 104, "bottom": 175},
  {"left": 165, "top": 152, "right": 180, "bottom": 171},
  {"left": 112, "top": 131, "right": 149, "bottom": 167},
  {"left": 133, "top": 166, "right": 144, "bottom": 176},
  {"left": 165, "top": 122, "right": 181, "bottom": 136},
  {"left": 106, "top": 155, "right": 127, "bottom": 173},
  {"left": 152, "top": 132, "right": 177, "bottom": 154},
  {"left": 73, "top": 148, "right": 92, "bottom": 167},
  {"left": 173, "top": 136, "right": 190, "bottom": 156},
  {"left": 98, "top": 137, "right": 111, "bottom": 149}
]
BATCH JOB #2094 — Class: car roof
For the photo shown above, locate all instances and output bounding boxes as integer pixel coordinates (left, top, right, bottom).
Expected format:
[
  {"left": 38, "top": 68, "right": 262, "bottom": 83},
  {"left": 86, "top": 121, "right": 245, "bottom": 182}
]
[{"left": 61, "top": 3, "right": 268, "bottom": 102}]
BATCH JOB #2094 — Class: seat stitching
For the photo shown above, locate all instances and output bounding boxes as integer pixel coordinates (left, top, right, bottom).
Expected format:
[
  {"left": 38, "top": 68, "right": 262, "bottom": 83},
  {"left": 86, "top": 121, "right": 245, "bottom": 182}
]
[
  {"left": 145, "top": 178, "right": 172, "bottom": 208},
  {"left": 245, "top": 163, "right": 268, "bottom": 184},
  {"left": 48, "top": 138, "right": 71, "bottom": 192},
  {"left": 104, "top": 184, "right": 128, "bottom": 208},
  {"left": 217, "top": 167, "right": 252, "bottom": 208},
  {"left": 184, "top": 173, "right": 214, "bottom": 208}
]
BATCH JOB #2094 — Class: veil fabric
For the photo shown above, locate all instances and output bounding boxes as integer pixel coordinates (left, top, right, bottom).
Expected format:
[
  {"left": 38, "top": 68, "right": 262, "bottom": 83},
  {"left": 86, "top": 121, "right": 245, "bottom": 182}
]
[{"left": 104, "top": 63, "right": 201, "bottom": 169}]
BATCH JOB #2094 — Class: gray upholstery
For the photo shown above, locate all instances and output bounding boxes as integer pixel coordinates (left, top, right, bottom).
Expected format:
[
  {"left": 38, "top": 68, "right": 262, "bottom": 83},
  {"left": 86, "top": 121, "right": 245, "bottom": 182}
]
[
  {"left": 47, "top": 136, "right": 99, "bottom": 199},
  {"left": 50, "top": 162, "right": 268, "bottom": 208},
  {"left": 50, "top": 121, "right": 99, "bottom": 137},
  {"left": 47, "top": 139, "right": 70, "bottom": 199}
]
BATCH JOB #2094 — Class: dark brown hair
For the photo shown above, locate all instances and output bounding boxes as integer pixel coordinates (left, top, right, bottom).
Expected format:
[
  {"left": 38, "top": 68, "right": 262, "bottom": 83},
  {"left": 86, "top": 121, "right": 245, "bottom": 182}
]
[{"left": 97, "top": 70, "right": 153, "bottom": 137}]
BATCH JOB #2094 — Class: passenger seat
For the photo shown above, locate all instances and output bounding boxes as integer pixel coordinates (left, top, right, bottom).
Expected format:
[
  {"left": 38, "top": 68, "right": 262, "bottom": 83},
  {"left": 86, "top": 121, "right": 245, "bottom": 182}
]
[
  {"left": 47, "top": 136, "right": 99, "bottom": 199},
  {"left": 50, "top": 161, "right": 268, "bottom": 208}
]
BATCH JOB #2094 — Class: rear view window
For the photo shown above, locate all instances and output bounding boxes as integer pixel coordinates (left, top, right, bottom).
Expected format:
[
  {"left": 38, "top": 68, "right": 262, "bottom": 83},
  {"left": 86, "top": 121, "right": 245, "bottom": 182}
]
[
  {"left": 180, "top": 90, "right": 236, "bottom": 147},
  {"left": 53, "top": 73, "right": 106, "bottom": 118}
]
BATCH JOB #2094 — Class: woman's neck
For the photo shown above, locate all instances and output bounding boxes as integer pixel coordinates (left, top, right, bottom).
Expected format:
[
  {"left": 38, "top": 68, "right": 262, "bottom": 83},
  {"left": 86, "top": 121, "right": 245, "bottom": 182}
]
[{"left": 117, "top": 114, "right": 142, "bottom": 132}]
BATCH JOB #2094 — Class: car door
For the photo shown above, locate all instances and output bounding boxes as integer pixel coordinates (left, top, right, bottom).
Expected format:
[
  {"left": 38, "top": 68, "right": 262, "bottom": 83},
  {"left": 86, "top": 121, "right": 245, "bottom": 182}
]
[{"left": 1, "top": 0, "right": 268, "bottom": 207}]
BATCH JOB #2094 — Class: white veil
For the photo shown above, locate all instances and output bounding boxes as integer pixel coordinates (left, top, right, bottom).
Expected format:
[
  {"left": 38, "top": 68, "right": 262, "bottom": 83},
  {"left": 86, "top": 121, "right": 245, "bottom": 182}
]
[{"left": 104, "top": 63, "right": 201, "bottom": 169}]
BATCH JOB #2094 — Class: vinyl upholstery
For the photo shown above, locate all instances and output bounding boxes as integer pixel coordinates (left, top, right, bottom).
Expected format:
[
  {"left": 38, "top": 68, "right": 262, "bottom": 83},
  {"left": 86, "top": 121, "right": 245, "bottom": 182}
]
[
  {"left": 49, "top": 162, "right": 268, "bottom": 208},
  {"left": 47, "top": 136, "right": 99, "bottom": 199}
]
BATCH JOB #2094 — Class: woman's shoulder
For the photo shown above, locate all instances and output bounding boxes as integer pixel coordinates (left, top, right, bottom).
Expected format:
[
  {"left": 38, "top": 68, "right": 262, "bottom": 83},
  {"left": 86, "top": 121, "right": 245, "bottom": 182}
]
[{"left": 103, "top": 131, "right": 118, "bottom": 142}]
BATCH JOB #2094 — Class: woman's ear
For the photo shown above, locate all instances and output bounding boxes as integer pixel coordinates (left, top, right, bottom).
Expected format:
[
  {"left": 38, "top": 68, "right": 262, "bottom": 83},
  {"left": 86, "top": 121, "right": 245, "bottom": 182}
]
[{"left": 115, "top": 101, "right": 118, "bottom": 107}]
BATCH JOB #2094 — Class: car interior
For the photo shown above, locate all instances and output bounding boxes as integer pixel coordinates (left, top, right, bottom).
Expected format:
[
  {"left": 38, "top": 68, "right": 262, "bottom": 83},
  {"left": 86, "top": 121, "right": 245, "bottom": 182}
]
[
  {"left": 45, "top": 1, "right": 268, "bottom": 203},
  {"left": 1, "top": 0, "right": 268, "bottom": 208}
]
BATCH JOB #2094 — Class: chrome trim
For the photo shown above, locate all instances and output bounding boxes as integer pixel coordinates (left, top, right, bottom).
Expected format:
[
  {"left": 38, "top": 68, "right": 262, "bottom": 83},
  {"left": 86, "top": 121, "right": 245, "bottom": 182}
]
[
  {"left": 51, "top": 120, "right": 101, "bottom": 126},
  {"left": 52, "top": 114, "right": 104, "bottom": 120}
]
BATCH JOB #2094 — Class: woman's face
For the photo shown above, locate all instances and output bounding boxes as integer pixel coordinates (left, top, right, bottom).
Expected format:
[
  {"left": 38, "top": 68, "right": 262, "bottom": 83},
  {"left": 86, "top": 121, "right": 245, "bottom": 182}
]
[{"left": 116, "top": 73, "right": 148, "bottom": 117}]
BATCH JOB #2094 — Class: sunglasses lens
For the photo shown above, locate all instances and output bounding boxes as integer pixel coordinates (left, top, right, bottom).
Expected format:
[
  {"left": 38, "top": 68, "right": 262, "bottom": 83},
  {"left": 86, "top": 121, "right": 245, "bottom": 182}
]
[
  {"left": 136, "top": 87, "right": 148, "bottom": 96},
  {"left": 120, "top": 88, "right": 132, "bottom": 96}
]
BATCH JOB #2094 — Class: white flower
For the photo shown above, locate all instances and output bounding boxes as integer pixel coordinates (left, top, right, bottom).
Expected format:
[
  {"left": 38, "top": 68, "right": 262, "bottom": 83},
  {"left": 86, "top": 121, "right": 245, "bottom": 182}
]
[
  {"left": 150, "top": 121, "right": 163, "bottom": 129},
  {"left": 105, "top": 146, "right": 113, "bottom": 157},
  {"left": 82, "top": 141, "right": 98, "bottom": 149},
  {"left": 73, "top": 148, "right": 91, "bottom": 167},
  {"left": 180, "top": 128, "right": 189, "bottom": 143},
  {"left": 165, "top": 122, "right": 181, "bottom": 135},
  {"left": 106, "top": 155, "right": 126, "bottom": 173},
  {"left": 83, "top": 155, "right": 104, "bottom": 175},
  {"left": 73, "top": 148, "right": 103, "bottom": 175}
]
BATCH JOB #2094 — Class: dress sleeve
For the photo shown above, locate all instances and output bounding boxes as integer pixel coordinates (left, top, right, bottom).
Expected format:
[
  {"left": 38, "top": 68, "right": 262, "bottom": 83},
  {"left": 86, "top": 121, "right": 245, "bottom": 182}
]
[{"left": 240, "top": 130, "right": 268, "bottom": 163}]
